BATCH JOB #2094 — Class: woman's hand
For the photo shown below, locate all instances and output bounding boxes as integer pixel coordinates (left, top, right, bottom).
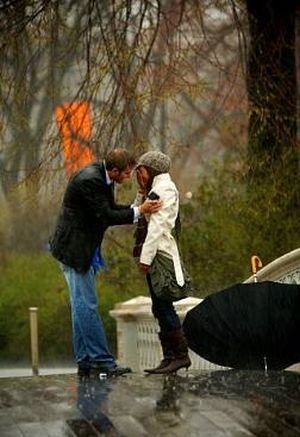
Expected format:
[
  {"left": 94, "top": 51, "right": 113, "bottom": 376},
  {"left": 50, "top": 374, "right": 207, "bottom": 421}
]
[{"left": 139, "top": 263, "right": 150, "bottom": 274}]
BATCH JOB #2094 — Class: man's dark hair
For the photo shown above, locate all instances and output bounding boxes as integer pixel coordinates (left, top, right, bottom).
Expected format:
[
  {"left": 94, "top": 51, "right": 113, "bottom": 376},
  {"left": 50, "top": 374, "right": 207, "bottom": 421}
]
[{"left": 105, "top": 148, "right": 136, "bottom": 171}]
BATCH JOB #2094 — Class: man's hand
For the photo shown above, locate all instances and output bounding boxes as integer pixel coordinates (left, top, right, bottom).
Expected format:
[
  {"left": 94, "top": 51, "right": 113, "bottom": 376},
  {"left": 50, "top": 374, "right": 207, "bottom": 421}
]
[
  {"left": 139, "top": 263, "right": 150, "bottom": 274},
  {"left": 139, "top": 198, "right": 162, "bottom": 215}
]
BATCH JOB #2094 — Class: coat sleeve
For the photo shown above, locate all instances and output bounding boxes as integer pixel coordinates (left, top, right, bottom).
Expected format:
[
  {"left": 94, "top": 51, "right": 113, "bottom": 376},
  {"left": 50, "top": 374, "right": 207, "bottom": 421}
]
[{"left": 79, "top": 177, "right": 134, "bottom": 226}]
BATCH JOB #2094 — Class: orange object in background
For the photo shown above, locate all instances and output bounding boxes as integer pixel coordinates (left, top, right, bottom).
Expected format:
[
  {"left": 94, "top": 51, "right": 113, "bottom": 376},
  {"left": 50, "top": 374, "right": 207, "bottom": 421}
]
[{"left": 55, "top": 101, "right": 95, "bottom": 176}]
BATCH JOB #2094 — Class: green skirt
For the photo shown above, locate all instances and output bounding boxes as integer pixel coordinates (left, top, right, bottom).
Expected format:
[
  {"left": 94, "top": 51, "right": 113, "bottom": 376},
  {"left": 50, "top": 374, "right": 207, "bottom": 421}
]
[{"left": 149, "top": 252, "right": 194, "bottom": 302}]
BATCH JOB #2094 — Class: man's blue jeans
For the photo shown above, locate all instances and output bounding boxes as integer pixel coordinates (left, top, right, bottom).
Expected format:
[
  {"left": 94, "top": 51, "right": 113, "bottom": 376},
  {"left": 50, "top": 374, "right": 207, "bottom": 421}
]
[{"left": 61, "top": 264, "right": 115, "bottom": 367}]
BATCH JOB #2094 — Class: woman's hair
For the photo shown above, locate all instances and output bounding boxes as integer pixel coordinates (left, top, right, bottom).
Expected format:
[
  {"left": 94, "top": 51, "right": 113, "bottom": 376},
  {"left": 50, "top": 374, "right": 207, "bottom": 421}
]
[
  {"left": 143, "top": 166, "right": 161, "bottom": 193},
  {"left": 105, "top": 148, "right": 136, "bottom": 171}
]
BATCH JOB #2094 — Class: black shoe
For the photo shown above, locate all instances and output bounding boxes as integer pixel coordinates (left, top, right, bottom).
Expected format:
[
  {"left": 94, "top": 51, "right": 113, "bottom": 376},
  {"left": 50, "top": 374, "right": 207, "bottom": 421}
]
[
  {"left": 77, "top": 364, "right": 91, "bottom": 377},
  {"left": 90, "top": 364, "right": 132, "bottom": 378},
  {"left": 77, "top": 362, "right": 114, "bottom": 377}
]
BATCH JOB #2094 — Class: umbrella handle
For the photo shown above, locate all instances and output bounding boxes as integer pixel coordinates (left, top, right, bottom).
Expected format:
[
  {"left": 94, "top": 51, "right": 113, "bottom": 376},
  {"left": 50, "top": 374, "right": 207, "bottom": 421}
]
[{"left": 251, "top": 255, "right": 263, "bottom": 282}]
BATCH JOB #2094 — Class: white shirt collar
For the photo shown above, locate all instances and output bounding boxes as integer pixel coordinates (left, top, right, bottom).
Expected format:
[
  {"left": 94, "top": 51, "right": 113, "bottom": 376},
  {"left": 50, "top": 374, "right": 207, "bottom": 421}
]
[{"left": 104, "top": 160, "right": 113, "bottom": 185}]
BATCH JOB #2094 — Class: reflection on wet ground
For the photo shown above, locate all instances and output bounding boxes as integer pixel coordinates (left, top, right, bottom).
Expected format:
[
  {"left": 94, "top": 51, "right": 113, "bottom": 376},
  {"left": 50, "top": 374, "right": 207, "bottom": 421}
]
[
  {"left": 0, "top": 367, "right": 76, "bottom": 378},
  {"left": 0, "top": 369, "right": 300, "bottom": 436}
]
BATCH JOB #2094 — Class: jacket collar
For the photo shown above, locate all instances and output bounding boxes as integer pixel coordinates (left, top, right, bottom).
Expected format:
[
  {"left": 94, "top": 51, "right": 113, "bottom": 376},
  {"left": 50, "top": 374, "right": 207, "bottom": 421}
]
[{"left": 152, "top": 173, "right": 171, "bottom": 188}]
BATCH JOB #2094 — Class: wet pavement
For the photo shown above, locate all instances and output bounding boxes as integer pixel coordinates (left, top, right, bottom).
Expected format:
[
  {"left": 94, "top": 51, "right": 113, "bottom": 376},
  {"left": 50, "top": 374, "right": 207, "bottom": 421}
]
[{"left": 0, "top": 369, "right": 300, "bottom": 436}]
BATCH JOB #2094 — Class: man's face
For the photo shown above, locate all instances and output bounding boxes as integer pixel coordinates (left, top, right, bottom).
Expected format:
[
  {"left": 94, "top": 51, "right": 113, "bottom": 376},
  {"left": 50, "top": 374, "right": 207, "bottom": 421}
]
[{"left": 110, "top": 165, "right": 132, "bottom": 184}]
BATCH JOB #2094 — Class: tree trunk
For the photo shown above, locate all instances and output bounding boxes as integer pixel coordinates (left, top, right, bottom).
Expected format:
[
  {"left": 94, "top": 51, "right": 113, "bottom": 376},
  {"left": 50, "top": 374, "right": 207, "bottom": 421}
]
[{"left": 245, "top": 0, "right": 300, "bottom": 258}]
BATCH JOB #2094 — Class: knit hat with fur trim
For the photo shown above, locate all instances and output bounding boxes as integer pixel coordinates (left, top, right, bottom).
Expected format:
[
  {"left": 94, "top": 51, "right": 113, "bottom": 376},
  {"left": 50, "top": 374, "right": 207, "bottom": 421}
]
[{"left": 136, "top": 151, "right": 171, "bottom": 173}]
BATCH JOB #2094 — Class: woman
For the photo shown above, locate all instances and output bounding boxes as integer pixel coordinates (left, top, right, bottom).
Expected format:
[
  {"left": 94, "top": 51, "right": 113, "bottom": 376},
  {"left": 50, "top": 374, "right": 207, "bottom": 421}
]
[{"left": 134, "top": 150, "right": 192, "bottom": 374}]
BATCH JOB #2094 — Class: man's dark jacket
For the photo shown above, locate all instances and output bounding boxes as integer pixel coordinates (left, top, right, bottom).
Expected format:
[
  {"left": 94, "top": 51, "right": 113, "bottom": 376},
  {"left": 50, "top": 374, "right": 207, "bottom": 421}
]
[{"left": 49, "top": 161, "right": 134, "bottom": 272}]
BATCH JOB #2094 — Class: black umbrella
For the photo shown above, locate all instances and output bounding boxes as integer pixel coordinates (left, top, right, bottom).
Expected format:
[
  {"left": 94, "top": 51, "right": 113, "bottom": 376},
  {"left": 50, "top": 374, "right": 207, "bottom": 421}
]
[{"left": 183, "top": 280, "right": 300, "bottom": 370}]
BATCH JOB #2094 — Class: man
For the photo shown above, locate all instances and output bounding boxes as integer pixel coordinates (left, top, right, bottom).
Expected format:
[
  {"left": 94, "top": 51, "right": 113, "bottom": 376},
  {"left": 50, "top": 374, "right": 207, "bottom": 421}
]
[{"left": 49, "top": 148, "right": 161, "bottom": 377}]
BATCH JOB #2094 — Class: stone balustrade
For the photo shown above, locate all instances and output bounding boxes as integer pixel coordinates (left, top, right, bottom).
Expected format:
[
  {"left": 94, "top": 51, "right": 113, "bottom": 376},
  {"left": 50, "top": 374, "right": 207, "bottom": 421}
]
[
  {"left": 245, "top": 248, "right": 300, "bottom": 284},
  {"left": 109, "top": 296, "right": 226, "bottom": 372}
]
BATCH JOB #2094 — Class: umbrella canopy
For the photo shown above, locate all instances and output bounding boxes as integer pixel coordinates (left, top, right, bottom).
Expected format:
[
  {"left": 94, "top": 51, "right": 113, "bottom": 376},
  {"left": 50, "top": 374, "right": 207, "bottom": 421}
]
[{"left": 183, "top": 281, "right": 300, "bottom": 370}]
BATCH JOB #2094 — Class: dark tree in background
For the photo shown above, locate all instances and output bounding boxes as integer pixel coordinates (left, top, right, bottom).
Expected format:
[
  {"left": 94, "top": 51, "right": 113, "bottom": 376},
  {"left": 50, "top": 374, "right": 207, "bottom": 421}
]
[{"left": 245, "top": 0, "right": 300, "bottom": 258}]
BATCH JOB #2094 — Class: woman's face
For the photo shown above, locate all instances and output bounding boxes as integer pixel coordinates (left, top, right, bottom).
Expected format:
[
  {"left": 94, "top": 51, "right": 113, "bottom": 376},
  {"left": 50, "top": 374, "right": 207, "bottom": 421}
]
[{"left": 136, "top": 166, "right": 150, "bottom": 190}]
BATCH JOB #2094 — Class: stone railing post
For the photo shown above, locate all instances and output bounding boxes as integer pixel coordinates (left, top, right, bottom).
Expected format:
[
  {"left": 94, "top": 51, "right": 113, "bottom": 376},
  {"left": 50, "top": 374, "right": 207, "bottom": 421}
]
[
  {"left": 29, "top": 307, "right": 39, "bottom": 376},
  {"left": 110, "top": 296, "right": 151, "bottom": 371}
]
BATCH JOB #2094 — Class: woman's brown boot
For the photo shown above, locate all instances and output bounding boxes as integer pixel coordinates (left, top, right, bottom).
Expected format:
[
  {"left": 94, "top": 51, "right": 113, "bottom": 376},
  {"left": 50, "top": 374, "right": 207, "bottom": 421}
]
[
  {"left": 144, "top": 331, "right": 174, "bottom": 374},
  {"left": 153, "top": 328, "right": 191, "bottom": 374}
]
